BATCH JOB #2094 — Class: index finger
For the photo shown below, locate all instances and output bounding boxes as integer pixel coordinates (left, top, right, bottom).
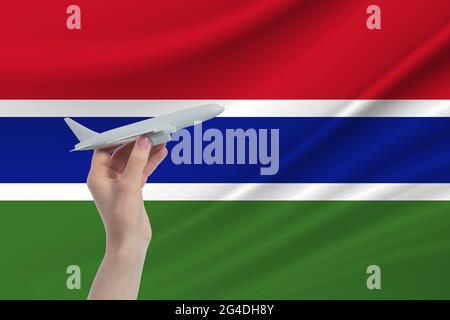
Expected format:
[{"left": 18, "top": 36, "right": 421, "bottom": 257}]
[{"left": 91, "top": 147, "right": 114, "bottom": 170}]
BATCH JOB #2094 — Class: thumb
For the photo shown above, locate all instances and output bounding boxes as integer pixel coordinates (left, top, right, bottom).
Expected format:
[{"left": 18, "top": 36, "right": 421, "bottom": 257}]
[{"left": 123, "top": 136, "right": 152, "bottom": 182}]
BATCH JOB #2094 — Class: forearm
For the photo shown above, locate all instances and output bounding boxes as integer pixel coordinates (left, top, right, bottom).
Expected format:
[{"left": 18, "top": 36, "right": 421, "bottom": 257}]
[
  {"left": 88, "top": 240, "right": 149, "bottom": 300},
  {"left": 86, "top": 138, "right": 166, "bottom": 300}
]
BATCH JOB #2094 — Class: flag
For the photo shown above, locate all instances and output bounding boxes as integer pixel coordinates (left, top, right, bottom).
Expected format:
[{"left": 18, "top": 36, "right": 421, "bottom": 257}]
[{"left": 0, "top": 0, "right": 449, "bottom": 299}]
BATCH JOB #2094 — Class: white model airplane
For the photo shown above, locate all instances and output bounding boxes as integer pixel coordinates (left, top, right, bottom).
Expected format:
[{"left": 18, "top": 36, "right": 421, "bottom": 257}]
[{"left": 65, "top": 104, "right": 224, "bottom": 151}]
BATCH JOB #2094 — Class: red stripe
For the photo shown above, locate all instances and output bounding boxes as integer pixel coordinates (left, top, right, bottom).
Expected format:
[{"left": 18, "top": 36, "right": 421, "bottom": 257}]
[{"left": 0, "top": 0, "right": 449, "bottom": 98}]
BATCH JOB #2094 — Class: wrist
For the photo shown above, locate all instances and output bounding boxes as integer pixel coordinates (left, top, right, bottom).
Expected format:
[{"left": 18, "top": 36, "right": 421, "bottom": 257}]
[{"left": 105, "top": 235, "right": 149, "bottom": 262}]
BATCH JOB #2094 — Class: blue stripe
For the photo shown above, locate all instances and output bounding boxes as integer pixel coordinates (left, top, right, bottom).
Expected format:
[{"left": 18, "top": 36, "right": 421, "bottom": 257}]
[{"left": 1, "top": 117, "right": 450, "bottom": 183}]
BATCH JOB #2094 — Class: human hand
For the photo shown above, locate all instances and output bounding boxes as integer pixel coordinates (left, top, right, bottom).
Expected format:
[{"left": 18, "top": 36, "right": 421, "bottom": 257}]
[
  {"left": 88, "top": 136, "right": 167, "bottom": 249},
  {"left": 87, "top": 136, "right": 167, "bottom": 300}
]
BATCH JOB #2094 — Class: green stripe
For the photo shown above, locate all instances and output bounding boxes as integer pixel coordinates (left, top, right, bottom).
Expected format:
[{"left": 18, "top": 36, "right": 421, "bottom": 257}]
[{"left": 0, "top": 201, "right": 449, "bottom": 299}]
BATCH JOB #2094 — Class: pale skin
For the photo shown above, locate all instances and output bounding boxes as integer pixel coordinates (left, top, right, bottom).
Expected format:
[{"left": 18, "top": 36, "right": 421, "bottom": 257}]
[{"left": 87, "top": 135, "right": 168, "bottom": 300}]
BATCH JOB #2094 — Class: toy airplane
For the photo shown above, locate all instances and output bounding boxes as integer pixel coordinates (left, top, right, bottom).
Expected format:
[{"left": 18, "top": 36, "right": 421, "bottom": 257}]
[{"left": 65, "top": 104, "right": 225, "bottom": 151}]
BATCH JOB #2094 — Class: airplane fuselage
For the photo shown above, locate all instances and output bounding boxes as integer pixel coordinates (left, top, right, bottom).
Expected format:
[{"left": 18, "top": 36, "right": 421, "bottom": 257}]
[{"left": 74, "top": 104, "right": 224, "bottom": 150}]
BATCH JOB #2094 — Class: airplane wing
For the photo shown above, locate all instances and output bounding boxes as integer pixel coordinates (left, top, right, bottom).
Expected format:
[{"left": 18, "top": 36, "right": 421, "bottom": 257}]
[{"left": 107, "top": 125, "right": 176, "bottom": 146}]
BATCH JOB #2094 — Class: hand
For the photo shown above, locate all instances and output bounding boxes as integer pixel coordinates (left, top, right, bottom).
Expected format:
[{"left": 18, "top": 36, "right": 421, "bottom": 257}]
[{"left": 87, "top": 136, "right": 168, "bottom": 300}]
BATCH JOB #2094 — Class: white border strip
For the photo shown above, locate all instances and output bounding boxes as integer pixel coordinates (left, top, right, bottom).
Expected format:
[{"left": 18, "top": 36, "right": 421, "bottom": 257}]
[
  {"left": 0, "top": 100, "right": 450, "bottom": 117},
  {"left": 1, "top": 183, "right": 450, "bottom": 201}
]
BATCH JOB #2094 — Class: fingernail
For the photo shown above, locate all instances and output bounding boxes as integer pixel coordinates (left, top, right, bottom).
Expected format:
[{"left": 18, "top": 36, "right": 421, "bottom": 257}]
[{"left": 137, "top": 136, "right": 150, "bottom": 150}]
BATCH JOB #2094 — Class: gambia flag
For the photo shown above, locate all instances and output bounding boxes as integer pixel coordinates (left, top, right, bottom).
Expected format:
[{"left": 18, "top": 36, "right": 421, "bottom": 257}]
[{"left": 1, "top": 0, "right": 450, "bottom": 299}]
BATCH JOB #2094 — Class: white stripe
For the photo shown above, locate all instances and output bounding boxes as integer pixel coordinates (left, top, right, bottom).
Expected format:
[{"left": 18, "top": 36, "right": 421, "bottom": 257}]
[
  {"left": 0, "top": 100, "right": 450, "bottom": 117},
  {"left": 1, "top": 183, "right": 450, "bottom": 201}
]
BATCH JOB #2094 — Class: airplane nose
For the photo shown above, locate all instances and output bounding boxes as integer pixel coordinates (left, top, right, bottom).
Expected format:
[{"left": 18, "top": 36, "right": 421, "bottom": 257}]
[{"left": 213, "top": 105, "right": 225, "bottom": 116}]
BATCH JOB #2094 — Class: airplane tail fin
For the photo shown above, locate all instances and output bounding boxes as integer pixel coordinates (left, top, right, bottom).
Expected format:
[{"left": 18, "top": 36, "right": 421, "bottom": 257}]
[{"left": 64, "top": 118, "right": 98, "bottom": 142}]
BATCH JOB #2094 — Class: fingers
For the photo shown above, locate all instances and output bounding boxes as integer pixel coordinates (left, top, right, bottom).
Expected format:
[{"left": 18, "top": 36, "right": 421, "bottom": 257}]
[
  {"left": 144, "top": 146, "right": 168, "bottom": 177},
  {"left": 110, "top": 142, "right": 134, "bottom": 173},
  {"left": 142, "top": 146, "right": 168, "bottom": 186},
  {"left": 123, "top": 136, "right": 152, "bottom": 182},
  {"left": 149, "top": 143, "right": 165, "bottom": 156},
  {"left": 90, "top": 147, "right": 114, "bottom": 174},
  {"left": 92, "top": 148, "right": 111, "bottom": 166},
  {"left": 110, "top": 141, "right": 168, "bottom": 177}
]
